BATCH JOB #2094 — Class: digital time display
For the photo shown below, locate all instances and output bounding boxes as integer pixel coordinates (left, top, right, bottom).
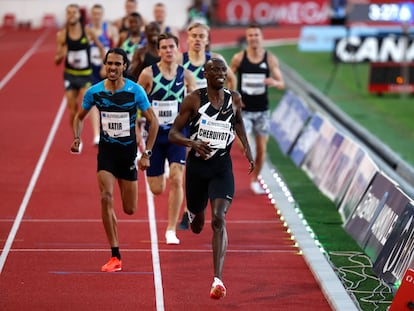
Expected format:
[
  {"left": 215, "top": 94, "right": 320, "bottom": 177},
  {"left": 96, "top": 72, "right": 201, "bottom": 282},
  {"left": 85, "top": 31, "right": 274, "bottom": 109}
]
[
  {"left": 368, "top": 3, "right": 414, "bottom": 22},
  {"left": 348, "top": 2, "right": 414, "bottom": 24}
]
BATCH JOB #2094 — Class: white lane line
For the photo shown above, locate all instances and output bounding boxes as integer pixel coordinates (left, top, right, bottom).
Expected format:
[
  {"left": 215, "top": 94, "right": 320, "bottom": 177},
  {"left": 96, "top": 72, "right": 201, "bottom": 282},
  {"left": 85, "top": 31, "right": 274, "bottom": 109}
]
[
  {"left": 0, "top": 218, "right": 280, "bottom": 224},
  {"left": 0, "top": 219, "right": 149, "bottom": 223},
  {"left": 145, "top": 175, "right": 165, "bottom": 311},
  {"left": 9, "top": 248, "right": 298, "bottom": 254},
  {"left": 0, "top": 97, "right": 66, "bottom": 273},
  {"left": 0, "top": 29, "right": 50, "bottom": 91}
]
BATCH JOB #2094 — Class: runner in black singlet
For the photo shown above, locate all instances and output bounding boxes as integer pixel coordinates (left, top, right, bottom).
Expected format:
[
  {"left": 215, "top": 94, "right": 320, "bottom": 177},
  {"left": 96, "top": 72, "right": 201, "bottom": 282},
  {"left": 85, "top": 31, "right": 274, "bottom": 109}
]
[
  {"left": 169, "top": 58, "right": 254, "bottom": 300},
  {"left": 55, "top": 4, "right": 105, "bottom": 143},
  {"left": 230, "top": 23, "right": 285, "bottom": 194}
]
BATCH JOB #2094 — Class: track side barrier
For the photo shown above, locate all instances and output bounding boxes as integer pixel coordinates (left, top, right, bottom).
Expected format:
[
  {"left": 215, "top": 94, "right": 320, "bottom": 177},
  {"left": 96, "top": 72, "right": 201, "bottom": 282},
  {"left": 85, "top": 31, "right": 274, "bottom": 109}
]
[{"left": 272, "top": 63, "right": 414, "bottom": 300}]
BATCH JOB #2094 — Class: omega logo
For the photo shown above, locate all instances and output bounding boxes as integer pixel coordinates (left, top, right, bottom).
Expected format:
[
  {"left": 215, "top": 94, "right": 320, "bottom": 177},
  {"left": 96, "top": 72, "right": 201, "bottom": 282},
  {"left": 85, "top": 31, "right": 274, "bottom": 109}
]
[{"left": 225, "top": 0, "right": 328, "bottom": 25}]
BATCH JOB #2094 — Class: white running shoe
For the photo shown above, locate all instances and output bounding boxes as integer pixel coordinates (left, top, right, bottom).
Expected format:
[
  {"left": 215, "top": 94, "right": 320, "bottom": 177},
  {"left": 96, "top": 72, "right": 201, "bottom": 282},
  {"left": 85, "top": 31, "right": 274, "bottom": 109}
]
[
  {"left": 250, "top": 181, "right": 265, "bottom": 194},
  {"left": 165, "top": 230, "right": 180, "bottom": 245},
  {"left": 210, "top": 277, "right": 226, "bottom": 299},
  {"left": 164, "top": 159, "right": 170, "bottom": 178}
]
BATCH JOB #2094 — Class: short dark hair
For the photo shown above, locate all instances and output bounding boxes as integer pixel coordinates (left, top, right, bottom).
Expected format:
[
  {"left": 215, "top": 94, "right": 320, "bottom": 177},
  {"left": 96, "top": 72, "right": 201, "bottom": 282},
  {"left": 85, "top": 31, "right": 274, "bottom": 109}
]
[
  {"left": 67, "top": 3, "right": 80, "bottom": 10},
  {"left": 129, "top": 12, "right": 143, "bottom": 22},
  {"left": 247, "top": 22, "right": 262, "bottom": 30},
  {"left": 157, "top": 32, "right": 179, "bottom": 49},
  {"left": 91, "top": 4, "right": 103, "bottom": 10},
  {"left": 104, "top": 48, "right": 130, "bottom": 70},
  {"left": 146, "top": 21, "right": 161, "bottom": 33},
  {"left": 204, "top": 57, "right": 225, "bottom": 71}
]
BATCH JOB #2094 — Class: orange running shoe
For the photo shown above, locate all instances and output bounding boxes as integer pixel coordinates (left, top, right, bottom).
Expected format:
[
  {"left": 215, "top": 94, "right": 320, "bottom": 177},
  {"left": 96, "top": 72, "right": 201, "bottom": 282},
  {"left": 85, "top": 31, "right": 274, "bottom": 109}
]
[
  {"left": 210, "top": 277, "right": 226, "bottom": 299},
  {"left": 101, "top": 257, "right": 122, "bottom": 272}
]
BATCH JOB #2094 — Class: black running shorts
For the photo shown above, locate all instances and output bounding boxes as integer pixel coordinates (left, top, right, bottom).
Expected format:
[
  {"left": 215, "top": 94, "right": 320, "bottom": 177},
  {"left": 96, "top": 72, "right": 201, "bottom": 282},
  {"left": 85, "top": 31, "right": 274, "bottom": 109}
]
[
  {"left": 97, "top": 144, "right": 138, "bottom": 181},
  {"left": 185, "top": 153, "right": 234, "bottom": 214}
]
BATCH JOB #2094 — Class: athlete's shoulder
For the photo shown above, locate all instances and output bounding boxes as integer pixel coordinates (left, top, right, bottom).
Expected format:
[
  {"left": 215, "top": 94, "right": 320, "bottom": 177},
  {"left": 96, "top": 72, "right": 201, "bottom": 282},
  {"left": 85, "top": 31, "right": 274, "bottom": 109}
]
[
  {"left": 88, "top": 80, "right": 106, "bottom": 94},
  {"left": 124, "top": 78, "right": 146, "bottom": 95},
  {"left": 226, "top": 88, "right": 241, "bottom": 99},
  {"left": 266, "top": 50, "right": 279, "bottom": 65},
  {"left": 186, "top": 88, "right": 202, "bottom": 101},
  {"left": 124, "top": 77, "right": 137, "bottom": 87},
  {"left": 231, "top": 50, "right": 244, "bottom": 61}
]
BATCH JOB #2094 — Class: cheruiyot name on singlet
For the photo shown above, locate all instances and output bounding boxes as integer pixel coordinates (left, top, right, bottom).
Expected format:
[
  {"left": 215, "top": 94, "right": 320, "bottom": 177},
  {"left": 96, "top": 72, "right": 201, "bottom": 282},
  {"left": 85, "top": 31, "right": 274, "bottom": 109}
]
[
  {"left": 198, "top": 129, "right": 228, "bottom": 140},
  {"left": 197, "top": 118, "right": 231, "bottom": 149}
]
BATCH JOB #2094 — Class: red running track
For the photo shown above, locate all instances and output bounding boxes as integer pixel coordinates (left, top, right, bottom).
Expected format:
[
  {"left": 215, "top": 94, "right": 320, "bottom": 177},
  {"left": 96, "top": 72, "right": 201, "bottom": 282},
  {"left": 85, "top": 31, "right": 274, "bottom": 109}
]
[{"left": 0, "top": 28, "right": 331, "bottom": 310}]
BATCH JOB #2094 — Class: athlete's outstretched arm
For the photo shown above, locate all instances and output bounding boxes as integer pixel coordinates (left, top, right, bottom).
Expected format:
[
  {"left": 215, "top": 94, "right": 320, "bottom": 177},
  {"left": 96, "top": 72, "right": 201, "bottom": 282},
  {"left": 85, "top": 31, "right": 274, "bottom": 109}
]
[{"left": 232, "top": 91, "right": 254, "bottom": 174}]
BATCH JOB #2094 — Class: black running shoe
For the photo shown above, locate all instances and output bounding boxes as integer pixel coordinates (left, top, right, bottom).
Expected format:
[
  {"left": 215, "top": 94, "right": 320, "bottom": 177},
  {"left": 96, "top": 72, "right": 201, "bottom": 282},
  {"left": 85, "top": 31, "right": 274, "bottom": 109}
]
[{"left": 177, "top": 212, "right": 190, "bottom": 230}]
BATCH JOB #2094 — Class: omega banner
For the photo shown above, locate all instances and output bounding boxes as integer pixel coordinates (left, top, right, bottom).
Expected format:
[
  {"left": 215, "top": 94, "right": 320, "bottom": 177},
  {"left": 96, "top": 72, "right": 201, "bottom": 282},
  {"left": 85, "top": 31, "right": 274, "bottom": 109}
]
[{"left": 216, "top": 0, "right": 330, "bottom": 26}]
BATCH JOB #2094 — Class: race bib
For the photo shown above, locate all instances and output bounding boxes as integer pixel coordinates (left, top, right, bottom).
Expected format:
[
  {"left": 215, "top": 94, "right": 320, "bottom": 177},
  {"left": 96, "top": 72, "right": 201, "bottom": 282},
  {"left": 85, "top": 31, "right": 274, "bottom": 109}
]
[
  {"left": 241, "top": 73, "right": 266, "bottom": 95},
  {"left": 67, "top": 49, "right": 89, "bottom": 69},
  {"left": 195, "top": 78, "right": 207, "bottom": 90},
  {"left": 152, "top": 100, "right": 178, "bottom": 125},
  {"left": 101, "top": 111, "right": 130, "bottom": 138},
  {"left": 197, "top": 117, "right": 231, "bottom": 149},
  {"left": 90, "top": 46, "right": 102, "bottom": 66}
]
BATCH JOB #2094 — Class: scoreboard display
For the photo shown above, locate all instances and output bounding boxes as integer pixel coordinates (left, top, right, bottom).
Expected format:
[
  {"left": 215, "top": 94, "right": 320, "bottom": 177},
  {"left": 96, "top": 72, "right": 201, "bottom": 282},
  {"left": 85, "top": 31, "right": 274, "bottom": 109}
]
[
  {"left": 368, "top": 62, "right": 414, "bottom": 94},
  {"left": 347, "top": 2, "right": 414, "bottom": 94},
  {"left": 347, "top": 2, "right": 414, "bottom": 24}
]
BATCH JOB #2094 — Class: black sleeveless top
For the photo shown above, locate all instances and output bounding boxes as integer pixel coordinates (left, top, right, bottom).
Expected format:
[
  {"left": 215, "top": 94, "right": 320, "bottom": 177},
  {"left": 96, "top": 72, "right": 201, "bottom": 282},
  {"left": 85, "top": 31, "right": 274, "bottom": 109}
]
[
  {"left": 143, "top": 52, "right": 161, "bottom": 71},
  {"left": 65, "top": 26, "right": 91, "bottom": 74},
  {"left": 237, "top": 51, "right": 269, "bottom": 111},
  {"left": 188, "top": 88, "right": 236, "bottom": 160}
]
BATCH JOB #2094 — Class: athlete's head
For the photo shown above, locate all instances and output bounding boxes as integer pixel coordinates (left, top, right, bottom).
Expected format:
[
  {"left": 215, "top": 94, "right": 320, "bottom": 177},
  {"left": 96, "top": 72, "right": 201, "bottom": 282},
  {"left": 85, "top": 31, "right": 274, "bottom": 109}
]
[
  {"left": 145, "top": 22, "right": 161, "bottom": 45},
  {"left": 104, "top": 48, "right": 130, "bottom": 80},
  {"left": 128, "top": 12, "right": 144, "bottom": 34},
  {"left": 245, "top": 23, "right": 263, "bottom": 49},
  {"left": 65, "top": 4, "right": 81, "bottom": 26},
  {"left": 187, "top": 22, "right": 209, "bottom": 52},
  {"left": 124, "top": 0, "right": 138, "bottom": 15},
  {"left": 157, "top": 32, "right": 178, "bottom": 49},
  {"left": 90, "top": 4, "right": 104, "bottom": 26},
  {"left": 204, "top": 58, "right": 227, "bottom": 89},
  {"left": 153, "top": 2, "right": 166, "bottom": 24},
  {"left": 157, "top": 33, "right": 179, "bottom": 63}
]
